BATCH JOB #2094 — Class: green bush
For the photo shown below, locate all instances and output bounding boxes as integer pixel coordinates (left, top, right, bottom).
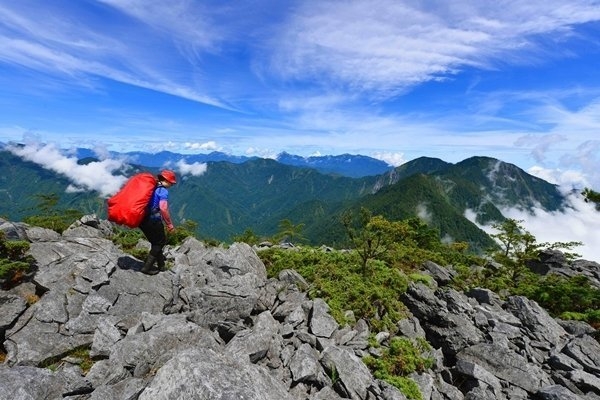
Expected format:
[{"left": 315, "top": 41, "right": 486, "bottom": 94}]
[
  {"left": 363, "top": 337, "right": 434, "bottom": 400},
  {"left": 110, "top": 227, "right": 147, "bottom": 259},
  {"left": 259, "top": 247, "right": 409, "bottom": 332},
  {"left": 513, "top": 274, "right": 600, "bottom": 326},
  {"left": 0, "top": 231, "right": 33, "bottom": 286},
  {"left": 23, "top": 204, "right": 83, "bottom": 234},
  {"left": 110, "top": 219, "right": 200, "bottom": 259}
]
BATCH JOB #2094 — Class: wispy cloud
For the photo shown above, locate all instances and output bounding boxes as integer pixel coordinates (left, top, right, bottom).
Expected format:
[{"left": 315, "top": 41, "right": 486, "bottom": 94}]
[
  {"left": 504, "top": 194, "right": 600, "bottom": 263},
  {"left": 270, "top": 0, "right": 600, "bottom": 98},
  {"left": 6, "top": 141, "right": 209, "bottom": 196},
  {"left": 0, "top": 2, "right": 228, "bottom": 108},
  {"left": 7, "top": 141, "right": 127, "bottom": 196},
  {"left": 175, "top": 159, "right": 207, "bottom": 176},
  {"left": 185, "top": 141, "right": 220, "bottom": 151},
  {"left": 3, "top": 1, "right": 599, "bottom": 110}
]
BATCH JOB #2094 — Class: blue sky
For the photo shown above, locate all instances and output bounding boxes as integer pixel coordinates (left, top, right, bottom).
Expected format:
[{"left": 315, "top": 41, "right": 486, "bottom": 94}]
[
  {"left": 3, "top": 1, "right": 600, "bottom": 260},
  {"left": 1, "top": 1, "right": 600, "bottom": 181}
]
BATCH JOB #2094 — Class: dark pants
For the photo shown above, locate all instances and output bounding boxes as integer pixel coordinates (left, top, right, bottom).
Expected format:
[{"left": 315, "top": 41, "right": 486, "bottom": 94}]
[{"left": 139, "top": 217, "right": 166, "bottom": 258}]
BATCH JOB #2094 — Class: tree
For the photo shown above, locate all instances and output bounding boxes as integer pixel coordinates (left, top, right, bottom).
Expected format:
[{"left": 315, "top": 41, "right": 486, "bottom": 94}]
[
  {"left": 489, "top": 218, "right": 581, "bottom": 282},
  {"left": 342, "top": 208, "right": 386, "bottom": 273},
  {"left": 275, "top": 219, "right": 306, "bottom": 244},
  {"left": 582, "top": 187, "right": 600, "bottom": 210},
  {"left": 232, "top": 228, "right": 261, "bottom": 245},
  {"left": 341, "top": 208, "right": 421, "bottom": 273}
]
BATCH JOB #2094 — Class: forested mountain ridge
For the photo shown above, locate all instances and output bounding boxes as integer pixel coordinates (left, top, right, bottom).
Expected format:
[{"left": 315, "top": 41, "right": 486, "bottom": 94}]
[
  {"left": 0, "top": 149, "right": 567, "bottom": 252},
  {"left": 72, "top": 147, "right": 393, "bottom": 178}
]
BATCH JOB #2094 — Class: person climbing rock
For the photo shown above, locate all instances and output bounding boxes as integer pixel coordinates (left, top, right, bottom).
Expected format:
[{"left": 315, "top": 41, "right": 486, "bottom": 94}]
[{"left": 139, "top": 170, "right": 177, "bottom": 275}]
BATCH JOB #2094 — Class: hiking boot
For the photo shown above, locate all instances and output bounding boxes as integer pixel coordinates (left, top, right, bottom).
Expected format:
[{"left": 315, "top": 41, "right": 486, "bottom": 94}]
[
  {"left": 141, "top": 255, "right": 159, "bottom": 275},
  {"left": 156, "top": 253, "right": 166, "bottom": 270}
]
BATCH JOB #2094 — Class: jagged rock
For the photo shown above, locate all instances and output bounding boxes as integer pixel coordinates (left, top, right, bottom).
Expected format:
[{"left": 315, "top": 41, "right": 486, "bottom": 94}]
[
  {"left": 320, "top": 345, "right": 375, "bottom": 399},
  {"left": 504, "top": 296, "right": 569, "bottom": 347},
  {"left": 310, "top": 298, "right": 339, "bottom": 338},
  {"left": 1, "top": 217, "right": 599, "bottom": 400},
  {"left": 24, "top": 226, "right": 61, "bottom": 242},
  {"left": 396, "top": 316, "right": 426, "bottom": 339},
  {"left": 225, "top": 310, "right": 281, "bottom": 364},
  {"left": 63, "top": 214, "right": 113, "bottom": 239},
  {"left": 138, "top": 347, "right": 294, "bottom": 400},
  {"left": 527, "top": 249, "right": 600, "bottom": 289},
  {"left": 558, "top": 319, "right": 597, "bottom": 337},
  {"left": 377, "top": 380, "right": 410, "bottom": 400},
  {"left": 0, "top": 365, "right": 70, "bottom": 399},
  {"left": 402, "top": 283, "right": 486, "bottom": 356},
  {"left": 466, "top": 287, "right": 502, "bottom": 307},
  {"left": 562, "top": 334, "right": 600, "bottom": 374},
  {"left": 0, "top": 219, "right": 28, "bottom": 240},
  {"left": 0, "top": 292, "right": 26, "bottom": 330},
  {"left": 455, "top": 357, "right": 503, "bottom": 396},
  {"left": 272, "top": 288, "right": 309, "bottom": 320},
  {"left": 456, "top": 343, "right": 552, "bottom": 393},
  {"left": 310, "top": 385, "right": 345, "bottom": 399},
  {"left": 278, "top": 268, "right": 310, "bottom": 291},
  {"left": 4, "top": 298, "right": 94, "bottom": 366},
  {"left": 568, "top": 369, "right": 600, "bottom": 395},
  {"left": 536, "top": 384, "right": 586, "bottom": 400},
  {"left": 289, "top": 342, "right": 328, "bottom": 385},
  {"left": 422, "top": 260, "right": 454, "bottom": 285}
]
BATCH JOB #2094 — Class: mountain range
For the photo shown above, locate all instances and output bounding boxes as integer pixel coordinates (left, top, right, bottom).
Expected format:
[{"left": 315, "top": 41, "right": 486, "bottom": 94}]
[
  {"left": 73, "top": 148, "right": 394, "bottom": 178},
  {"left": 0, "top": 146, "right": 566, "bottom": 253}
]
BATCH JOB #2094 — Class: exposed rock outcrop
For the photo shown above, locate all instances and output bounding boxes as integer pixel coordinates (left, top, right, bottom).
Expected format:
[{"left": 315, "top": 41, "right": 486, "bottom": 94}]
[{"left": 0, "top": 215, "right": 599, "bottom": 399}]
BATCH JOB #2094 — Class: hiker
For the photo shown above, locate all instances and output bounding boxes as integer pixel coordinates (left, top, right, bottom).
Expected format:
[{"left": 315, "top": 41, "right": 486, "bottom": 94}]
[{"left": 139, "top": 170, "right": 177, "bottom": 275}]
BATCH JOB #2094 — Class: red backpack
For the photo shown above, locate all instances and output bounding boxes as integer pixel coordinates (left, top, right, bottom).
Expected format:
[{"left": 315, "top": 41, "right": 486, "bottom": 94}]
[{"left": 107, "top": 172, "right": 157, "bottom": 228}]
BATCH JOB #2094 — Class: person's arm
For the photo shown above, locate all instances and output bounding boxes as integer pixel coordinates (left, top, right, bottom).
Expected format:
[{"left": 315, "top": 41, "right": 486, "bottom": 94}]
[{"left": 159, "top": 199, "right": 175, "bottom": 231}]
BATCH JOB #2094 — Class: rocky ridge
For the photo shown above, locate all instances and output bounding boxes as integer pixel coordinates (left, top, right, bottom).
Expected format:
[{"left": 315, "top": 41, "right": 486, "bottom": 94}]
[{"left": 0, "top": 215, "right": 599, "bottom": 400}]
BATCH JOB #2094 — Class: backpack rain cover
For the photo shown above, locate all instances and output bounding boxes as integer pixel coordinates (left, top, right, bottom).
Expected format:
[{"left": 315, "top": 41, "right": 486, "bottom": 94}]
[{"left": 107, "top": 172, "right": 157, "bottom": 228}]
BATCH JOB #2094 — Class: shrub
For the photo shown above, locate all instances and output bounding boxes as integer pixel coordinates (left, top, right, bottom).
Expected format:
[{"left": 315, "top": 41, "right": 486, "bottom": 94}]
[
  {"left": 23, "top": 201, "right": 83, "bottom": 234},
  {"left": 514, "top": 274, "right": 600, "bottom": 326},
  {"left": 40, "top": 345, "right": 94, "bottom": 374},
  {"left": 259, "top": 247, "right": 409, "bottom": 332},
  {"left": 363, "top": 336, "right": 434, "bottom": 400},
  {"left": 0, "top": 231, "right": 34, "bottom": 287},
  {"left": 110, "top": 227, "right": 147, "bottom": 259}
]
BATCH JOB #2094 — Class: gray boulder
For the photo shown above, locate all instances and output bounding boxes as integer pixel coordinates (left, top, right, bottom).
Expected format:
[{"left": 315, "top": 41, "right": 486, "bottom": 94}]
[{"left": 0, "top": 217, "right": 599, "bottom": 400}]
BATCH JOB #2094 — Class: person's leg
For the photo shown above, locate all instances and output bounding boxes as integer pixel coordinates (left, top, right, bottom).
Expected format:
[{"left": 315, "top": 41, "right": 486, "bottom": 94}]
[
  {"left": 139, "top": 219, "right": 166, "bottom": 275},
  {"left": 156, "top": 252, "right": 165, "bottom": 270}
]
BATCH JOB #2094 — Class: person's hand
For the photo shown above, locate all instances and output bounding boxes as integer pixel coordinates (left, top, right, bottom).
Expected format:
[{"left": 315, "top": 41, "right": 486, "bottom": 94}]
[{"left": 167, "top": 224, "right": 175, "bottom": 233}]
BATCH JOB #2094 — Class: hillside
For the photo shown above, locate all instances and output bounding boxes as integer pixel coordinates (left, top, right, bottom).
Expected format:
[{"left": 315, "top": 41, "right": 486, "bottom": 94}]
[
  {"left": 0, "top": 149, "right": 567, "bottom": 253},
  {"left": 0, "top": 151, "right": 104, "bottom": 220},
  {"left": 300, "top": 156, "right": 566, "bottom": 252},
  {"left": 171, "top": 158, "right": 376, "bottom": 240}
]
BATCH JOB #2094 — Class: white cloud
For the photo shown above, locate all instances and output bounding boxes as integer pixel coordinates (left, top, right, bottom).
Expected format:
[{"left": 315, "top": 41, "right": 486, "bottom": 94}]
[
  {"left": 514, "top": 134, "right": 567, "bottom": 164},
  {"left": 245, "top": 147, "right": 277, "bottom": 159},
  {"left": 372, "top": 151, "right": 406, "bottom": 167},
  {"left": 175, "top": 159, "right": 207, "bottom": 176},
  {"left": 272, "top": 0, "right": 600, "bottom": 97},
  {"left": 7, "top": 142, "right": 127, "bottom": 197},
  {"left": 468, "top": 191, "right": 600, "bottom": 263},
  {"left": 416, "top": 203, "right": 432, "bottom": 223},
  {"left": 184, "top": 141, "right": 219, "bottom": 151},
  {"left": 0, "top": 2, "right": 227, "bottom": 109},
  {"left": 499, "top": 193, "right": 600, "bottom": 263},
  {"left": 527, "top": 166, "right": 589, "bottom": 190}
]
